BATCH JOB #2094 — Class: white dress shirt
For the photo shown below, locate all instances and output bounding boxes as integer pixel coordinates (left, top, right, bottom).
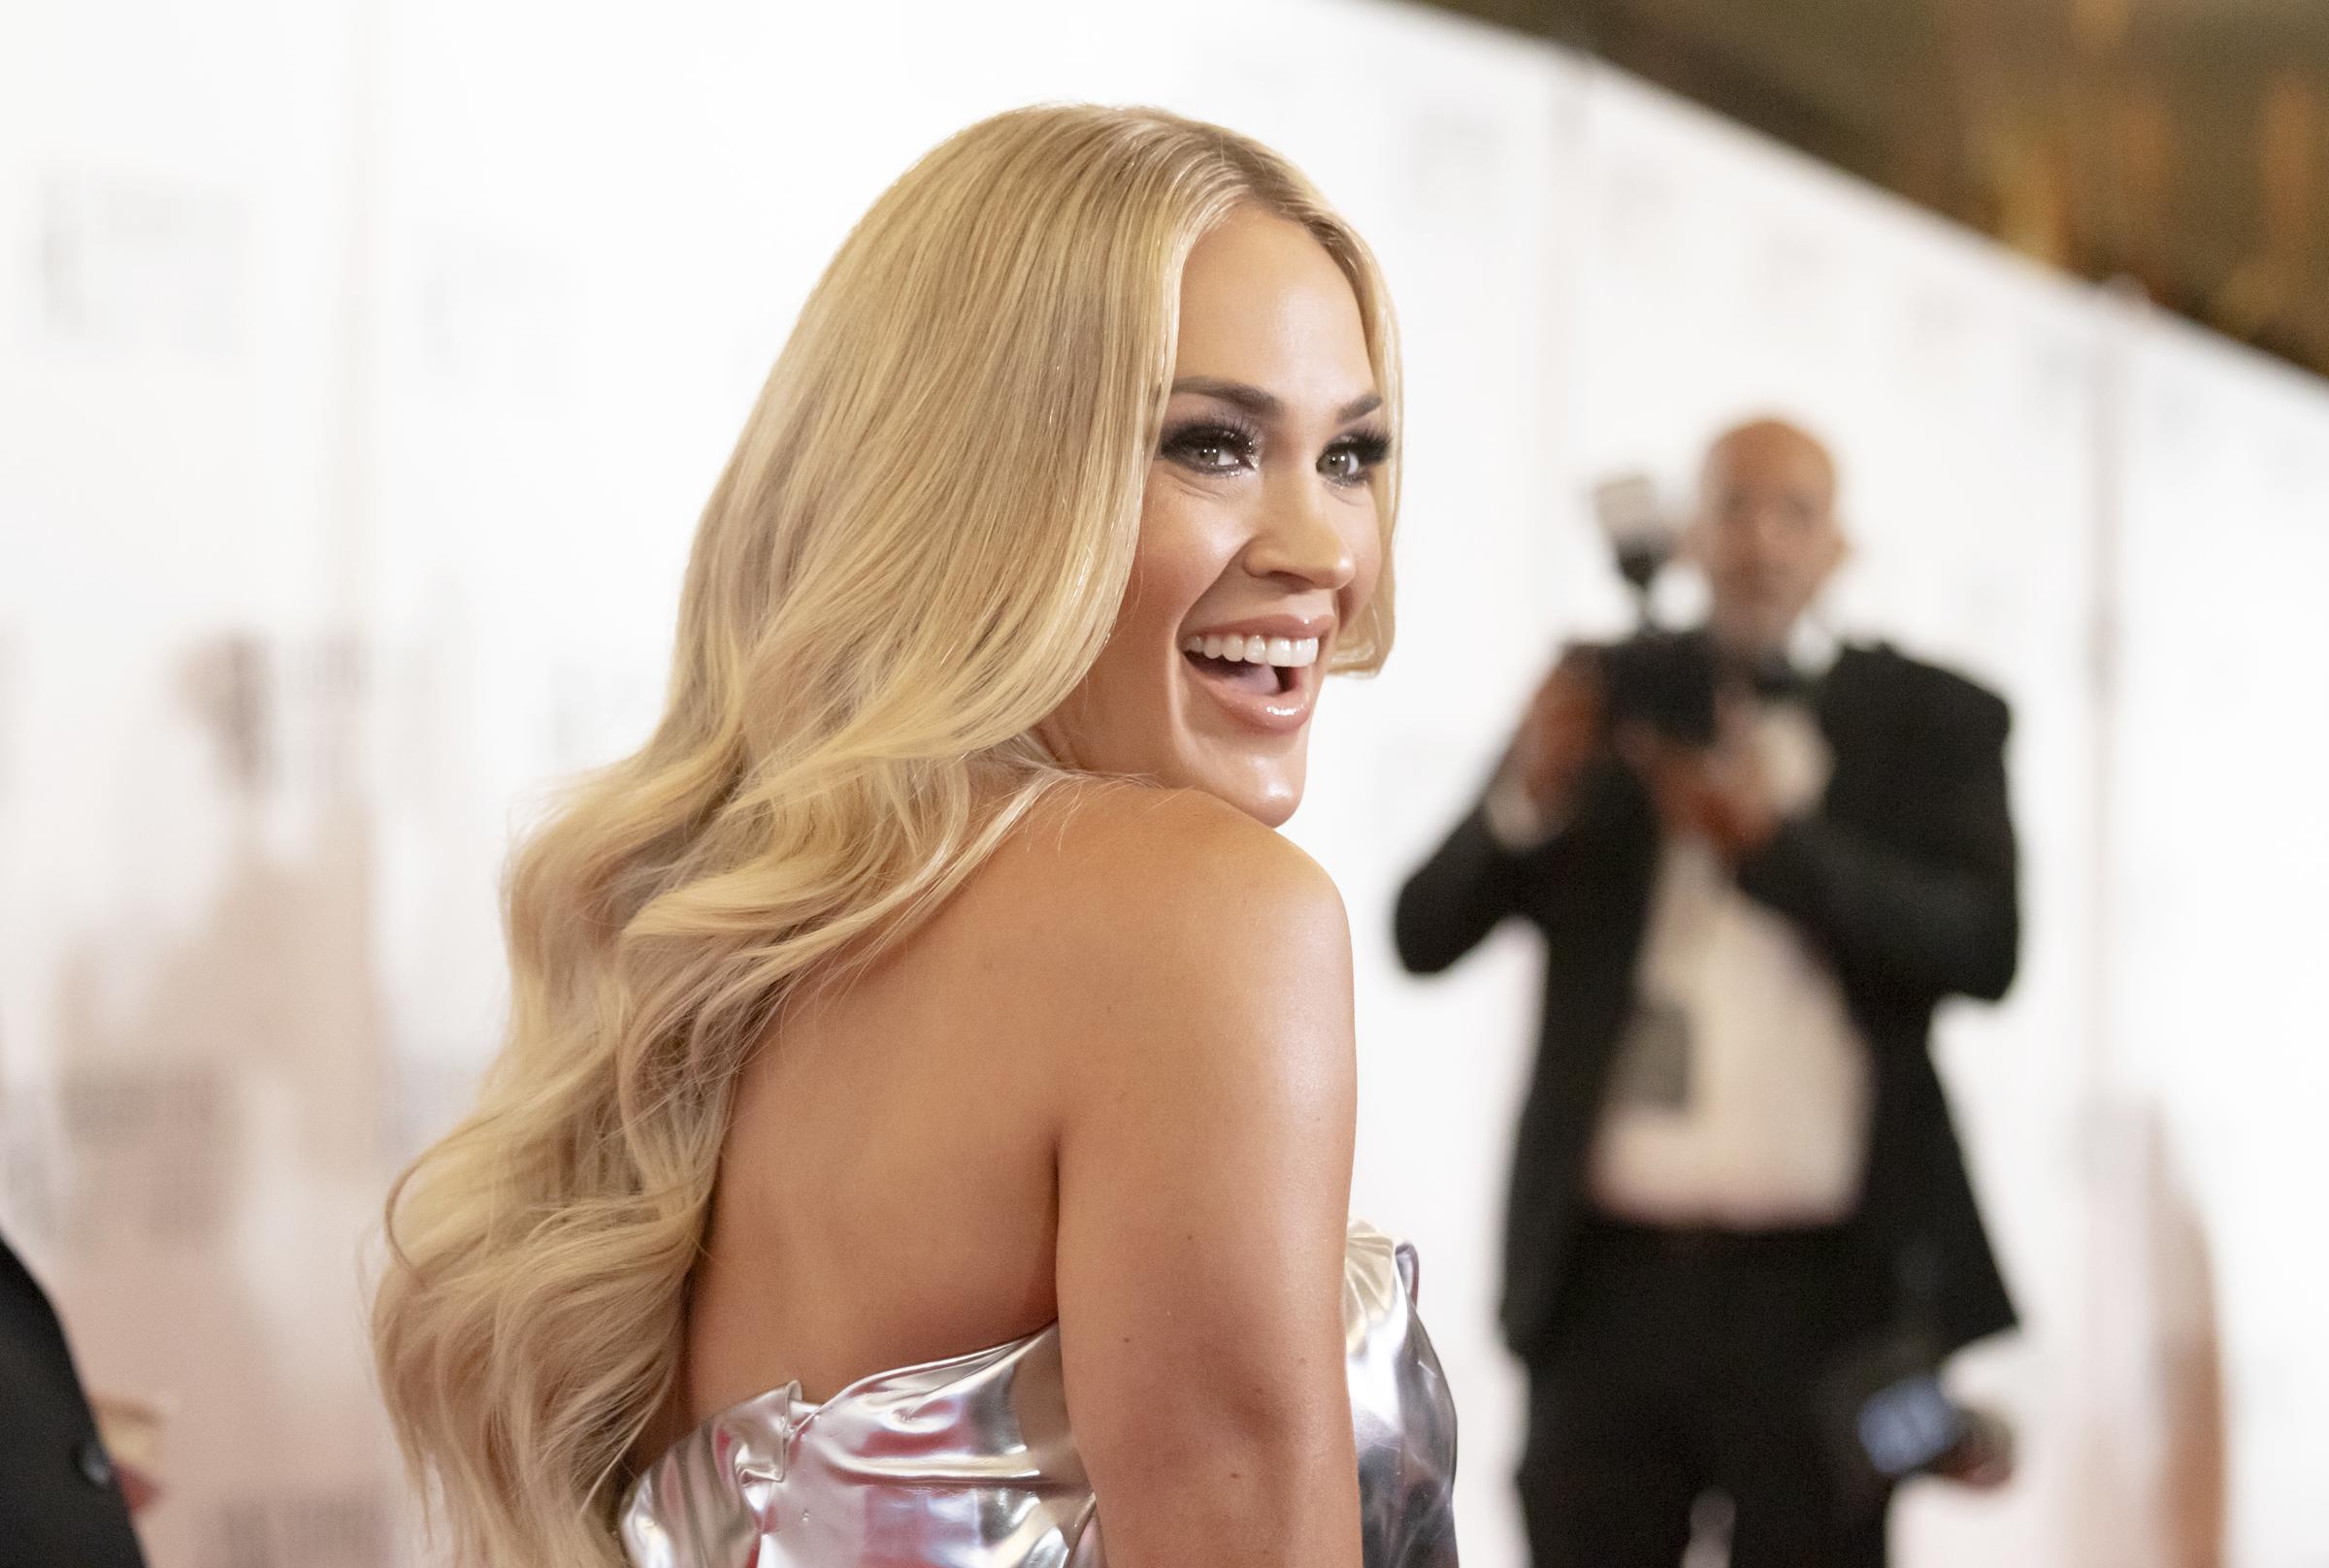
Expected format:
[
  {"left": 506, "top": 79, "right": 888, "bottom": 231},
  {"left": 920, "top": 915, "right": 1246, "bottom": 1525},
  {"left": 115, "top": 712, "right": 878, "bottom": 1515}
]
[{"left": 1488, "top": 624, "right": 1873, "bottom": 1229}]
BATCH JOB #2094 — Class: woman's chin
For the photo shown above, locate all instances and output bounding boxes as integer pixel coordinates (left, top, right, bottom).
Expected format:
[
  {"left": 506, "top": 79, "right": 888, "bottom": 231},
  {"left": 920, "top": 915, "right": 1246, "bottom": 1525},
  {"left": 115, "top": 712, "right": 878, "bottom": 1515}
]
[{"left": 1192, "top": 763, "right": 1304, "bottom": 829}]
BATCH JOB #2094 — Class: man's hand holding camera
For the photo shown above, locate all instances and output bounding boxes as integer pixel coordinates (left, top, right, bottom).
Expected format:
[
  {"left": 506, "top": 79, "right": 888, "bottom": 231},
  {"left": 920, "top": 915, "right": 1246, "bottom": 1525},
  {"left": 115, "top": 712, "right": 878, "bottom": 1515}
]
[
  {"left": 1506, "top": 648, "right": 1782, "bottom": 862},
  {"left": 1503, "top": 647, "right": 1607, "bottom": 829},
  {"left": 1616, "top": 694, "right": 1782, "bottom": 863}
]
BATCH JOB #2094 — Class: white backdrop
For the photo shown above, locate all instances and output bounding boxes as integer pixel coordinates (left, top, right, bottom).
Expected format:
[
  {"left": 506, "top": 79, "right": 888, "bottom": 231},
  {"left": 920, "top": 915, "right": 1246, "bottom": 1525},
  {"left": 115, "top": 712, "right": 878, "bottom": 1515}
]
[
  {"left": 2102, "top": 313, "right": 2329, "bottom": 1568},
  {"left": 5, "top": 1, "right": 2326, "bottom": 1564}
]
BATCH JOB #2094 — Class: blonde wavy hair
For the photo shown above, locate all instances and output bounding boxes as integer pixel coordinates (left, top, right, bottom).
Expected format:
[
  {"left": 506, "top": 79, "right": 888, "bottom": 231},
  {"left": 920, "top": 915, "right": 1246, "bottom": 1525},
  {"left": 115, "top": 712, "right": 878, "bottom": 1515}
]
[{"left": 371, "top": 103, "right": 1400, "bottom": 1568}]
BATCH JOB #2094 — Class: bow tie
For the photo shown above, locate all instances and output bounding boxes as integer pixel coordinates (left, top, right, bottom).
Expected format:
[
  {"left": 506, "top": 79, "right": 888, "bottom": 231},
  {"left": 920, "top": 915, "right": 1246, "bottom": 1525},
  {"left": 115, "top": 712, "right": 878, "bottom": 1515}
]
[{"left": 1741, "top": 653, "right": 1815, "bottom": 702}]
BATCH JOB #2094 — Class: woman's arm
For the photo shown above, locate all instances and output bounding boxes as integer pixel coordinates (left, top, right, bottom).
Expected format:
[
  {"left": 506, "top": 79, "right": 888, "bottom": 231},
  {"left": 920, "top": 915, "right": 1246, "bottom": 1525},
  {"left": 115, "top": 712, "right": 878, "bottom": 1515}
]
[{"left": 1034, "top": 789, "right": 1361, "bottom": 1568}]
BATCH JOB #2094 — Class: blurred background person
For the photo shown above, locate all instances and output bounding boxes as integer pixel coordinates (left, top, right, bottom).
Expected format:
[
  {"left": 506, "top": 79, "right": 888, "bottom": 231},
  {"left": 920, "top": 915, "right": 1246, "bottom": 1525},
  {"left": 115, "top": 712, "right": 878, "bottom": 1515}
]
[
  {"left": 2, "top": 1224, "right": 151, "bottom": 1567},
  {"left": 1395, "top": 418, "right": 2018, "bottom": 1567}
]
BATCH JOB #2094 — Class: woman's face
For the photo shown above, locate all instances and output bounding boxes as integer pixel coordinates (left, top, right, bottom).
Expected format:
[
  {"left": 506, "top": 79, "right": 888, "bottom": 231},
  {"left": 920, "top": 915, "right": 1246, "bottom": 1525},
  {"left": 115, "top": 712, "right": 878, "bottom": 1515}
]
[{"left": 1040, "top": 209, "right": 1388, "bottom": 827}]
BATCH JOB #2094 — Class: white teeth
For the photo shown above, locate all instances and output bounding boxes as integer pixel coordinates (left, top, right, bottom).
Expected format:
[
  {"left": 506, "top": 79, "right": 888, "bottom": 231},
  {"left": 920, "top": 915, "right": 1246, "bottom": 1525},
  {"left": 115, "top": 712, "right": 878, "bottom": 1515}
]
[{"left": 1179, "top": 634, "right": 1324, "bottom": 669}]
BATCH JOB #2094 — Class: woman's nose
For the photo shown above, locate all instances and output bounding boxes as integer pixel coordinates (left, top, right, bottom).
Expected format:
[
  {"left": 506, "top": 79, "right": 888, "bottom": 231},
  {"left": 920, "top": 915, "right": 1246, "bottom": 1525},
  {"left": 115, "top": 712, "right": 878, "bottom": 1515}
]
[{"left": 1244, "top": 472, "right": 1360, "bottom": 592}]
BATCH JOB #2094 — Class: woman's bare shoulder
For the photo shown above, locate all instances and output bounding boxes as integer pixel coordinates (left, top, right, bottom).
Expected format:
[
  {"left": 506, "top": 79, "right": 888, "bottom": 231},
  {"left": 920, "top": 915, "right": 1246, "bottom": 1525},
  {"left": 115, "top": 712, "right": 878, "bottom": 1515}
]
[
  {"left": 947, "top": 779, "right": 1354, "bottom": 1081},
  {"left": 975, "top": 778, "right": 1346, "bottom": 959}
]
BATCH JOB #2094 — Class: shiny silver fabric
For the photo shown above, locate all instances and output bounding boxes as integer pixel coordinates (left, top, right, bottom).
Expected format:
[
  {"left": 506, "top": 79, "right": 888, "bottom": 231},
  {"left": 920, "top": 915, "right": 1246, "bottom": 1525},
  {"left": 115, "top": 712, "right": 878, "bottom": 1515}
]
[{"left": 619, "top": 1222, "right": 1459, "bottom": 1567}]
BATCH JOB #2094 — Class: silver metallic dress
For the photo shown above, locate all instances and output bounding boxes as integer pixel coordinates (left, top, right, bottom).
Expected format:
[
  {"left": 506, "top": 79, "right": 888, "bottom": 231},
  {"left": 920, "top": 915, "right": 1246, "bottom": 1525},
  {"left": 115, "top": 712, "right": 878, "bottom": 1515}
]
[{"left": 619, "top": 1222, "right": 1459, "bottom": 1567}]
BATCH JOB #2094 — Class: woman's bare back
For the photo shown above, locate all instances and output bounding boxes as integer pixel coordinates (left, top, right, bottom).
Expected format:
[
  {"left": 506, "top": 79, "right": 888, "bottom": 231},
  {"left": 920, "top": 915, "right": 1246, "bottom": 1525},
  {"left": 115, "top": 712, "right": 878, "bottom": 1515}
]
[{"left": 672, "top": 797, "right": 1090, "bottom": 1424}]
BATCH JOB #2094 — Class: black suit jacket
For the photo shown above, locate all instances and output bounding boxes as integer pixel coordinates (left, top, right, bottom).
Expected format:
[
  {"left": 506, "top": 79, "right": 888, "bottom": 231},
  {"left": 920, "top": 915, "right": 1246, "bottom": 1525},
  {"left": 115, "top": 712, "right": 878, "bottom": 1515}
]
[
  {"left": 1394, "top": 637, "right": 2019, "bottom": 1360},
  {"left": 1, "top": 1235, "right": 148, "bottom": 1568}
]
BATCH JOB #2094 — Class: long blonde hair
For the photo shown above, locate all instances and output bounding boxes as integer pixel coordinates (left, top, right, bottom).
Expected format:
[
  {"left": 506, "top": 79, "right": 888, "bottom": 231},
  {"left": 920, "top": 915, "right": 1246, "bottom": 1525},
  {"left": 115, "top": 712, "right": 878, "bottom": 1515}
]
[{"left": 371, "top": 103, "right": 1401, "bottom": 1568}]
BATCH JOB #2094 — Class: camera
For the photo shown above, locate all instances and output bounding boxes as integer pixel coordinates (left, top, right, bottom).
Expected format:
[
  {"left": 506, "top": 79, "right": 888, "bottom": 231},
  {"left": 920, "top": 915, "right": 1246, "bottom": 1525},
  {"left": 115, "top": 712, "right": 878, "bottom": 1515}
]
[
  {"left": 1593, "top": 631, "right": 1720, "bottom": 749},
  {"left": 1586, "top": 473, "right": 1719, "bottom": 748}
]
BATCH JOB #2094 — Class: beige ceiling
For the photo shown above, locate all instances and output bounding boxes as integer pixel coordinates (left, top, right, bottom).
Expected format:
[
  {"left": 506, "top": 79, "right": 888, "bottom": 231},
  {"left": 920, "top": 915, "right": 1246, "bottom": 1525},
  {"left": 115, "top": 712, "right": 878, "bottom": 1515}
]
[{"left": 1429, "top": 0, "right": 2329, "bottom": 378}]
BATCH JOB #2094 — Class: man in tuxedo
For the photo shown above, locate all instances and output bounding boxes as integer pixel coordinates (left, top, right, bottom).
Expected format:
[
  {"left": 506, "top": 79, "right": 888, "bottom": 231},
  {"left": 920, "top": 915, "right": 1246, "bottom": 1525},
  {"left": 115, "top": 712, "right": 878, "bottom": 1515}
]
[
  {"left": 2, "top": 1227, "right": 148, "bottom": 1568},
  {"left": 1395, "top": 419, "right": 2017, "bottom": 1567}
]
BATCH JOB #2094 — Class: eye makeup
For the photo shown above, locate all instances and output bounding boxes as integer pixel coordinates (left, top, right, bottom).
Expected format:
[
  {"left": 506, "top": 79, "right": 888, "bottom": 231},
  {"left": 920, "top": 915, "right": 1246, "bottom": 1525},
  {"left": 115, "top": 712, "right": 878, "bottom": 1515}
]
[
  {"left": 1156, "top": 416, "right": 1392, "bottom": 485},
  {"left": 1321, "top": 428, "right": 1391, "bottom": 485},
  {"left": 1158, "top": 414, "right": 1263, "bottom": 474}
]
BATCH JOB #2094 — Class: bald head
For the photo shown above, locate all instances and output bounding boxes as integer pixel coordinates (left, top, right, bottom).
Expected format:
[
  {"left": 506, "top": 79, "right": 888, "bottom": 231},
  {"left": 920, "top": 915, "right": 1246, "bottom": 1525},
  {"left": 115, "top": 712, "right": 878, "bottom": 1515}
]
[
  {"left": 1704, "top": 419, "right": 1836, "bottom": 502},
  {"left": 1689, "top": 417, "right": 1847, "bottom": 655}
]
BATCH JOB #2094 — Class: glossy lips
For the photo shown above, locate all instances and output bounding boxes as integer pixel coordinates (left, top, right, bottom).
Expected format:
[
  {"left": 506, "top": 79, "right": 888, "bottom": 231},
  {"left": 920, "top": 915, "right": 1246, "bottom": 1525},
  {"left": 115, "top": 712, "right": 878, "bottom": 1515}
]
[{"left": 1177, "top": 617, "right": 1330, "bottom": 733}]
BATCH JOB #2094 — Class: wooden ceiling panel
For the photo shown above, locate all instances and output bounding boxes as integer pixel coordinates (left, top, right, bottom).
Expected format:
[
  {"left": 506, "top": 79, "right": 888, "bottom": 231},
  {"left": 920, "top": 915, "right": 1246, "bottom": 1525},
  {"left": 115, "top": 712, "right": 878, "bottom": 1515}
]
[{"left": 1425, "top": 0, "right": 2329, "bottom": 377}]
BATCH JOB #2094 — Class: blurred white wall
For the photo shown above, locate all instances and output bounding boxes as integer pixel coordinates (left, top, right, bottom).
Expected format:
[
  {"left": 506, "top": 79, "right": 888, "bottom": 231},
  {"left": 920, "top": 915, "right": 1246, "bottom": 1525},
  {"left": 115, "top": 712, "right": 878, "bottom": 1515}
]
[
  {"left": 2100, "top": 316, "right": 2329, "bottom": 1568},
  {"left": 3, "top": 2, "right": 2325, "bottom": 1565}
]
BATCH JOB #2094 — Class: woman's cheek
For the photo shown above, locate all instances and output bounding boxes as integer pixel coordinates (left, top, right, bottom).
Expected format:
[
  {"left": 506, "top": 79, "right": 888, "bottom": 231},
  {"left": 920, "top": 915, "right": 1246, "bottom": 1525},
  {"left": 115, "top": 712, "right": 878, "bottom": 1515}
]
[{"left": 1128, "top": 507, "right": 1239, "bottom": 632}]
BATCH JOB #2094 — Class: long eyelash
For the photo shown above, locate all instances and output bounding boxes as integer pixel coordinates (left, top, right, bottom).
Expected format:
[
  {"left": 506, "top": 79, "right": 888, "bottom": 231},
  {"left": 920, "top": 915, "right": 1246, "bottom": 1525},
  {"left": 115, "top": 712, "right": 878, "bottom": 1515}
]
[
  {"left": 1159, "top": 415, "right": 1262, "bottom": 463},
  {"left": 1328, "top": 428, "right": 1393, "bottom": 480}
]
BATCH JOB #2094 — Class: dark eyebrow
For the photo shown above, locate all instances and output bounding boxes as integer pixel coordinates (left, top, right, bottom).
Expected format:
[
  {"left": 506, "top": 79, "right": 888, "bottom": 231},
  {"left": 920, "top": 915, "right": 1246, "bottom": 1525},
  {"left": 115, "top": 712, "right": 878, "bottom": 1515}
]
[{"left": 1170, "top": 377, "right": 1384, "bottom": 426}]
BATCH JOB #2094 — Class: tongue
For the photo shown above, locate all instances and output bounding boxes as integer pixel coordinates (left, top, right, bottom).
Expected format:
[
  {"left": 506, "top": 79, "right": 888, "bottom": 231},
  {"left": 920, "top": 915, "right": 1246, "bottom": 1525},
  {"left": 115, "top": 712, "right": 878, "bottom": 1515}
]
[{"left": 1191, "top": 652, "right": 1280, "bottom": 693}]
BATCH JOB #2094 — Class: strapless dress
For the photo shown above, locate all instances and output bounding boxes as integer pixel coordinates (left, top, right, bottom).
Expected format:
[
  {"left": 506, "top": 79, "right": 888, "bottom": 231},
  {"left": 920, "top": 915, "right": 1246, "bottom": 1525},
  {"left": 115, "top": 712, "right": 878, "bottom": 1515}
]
[{"left": 619, "top": 1221, "right": 1459, "bottom": 1566}]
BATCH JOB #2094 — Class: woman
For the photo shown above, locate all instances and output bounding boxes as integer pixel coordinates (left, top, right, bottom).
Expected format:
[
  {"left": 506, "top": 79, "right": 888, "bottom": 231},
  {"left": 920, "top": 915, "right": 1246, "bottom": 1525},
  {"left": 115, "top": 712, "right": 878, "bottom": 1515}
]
[{"left": 373, "top": 104, "right": 1458, "bottom": 1568}]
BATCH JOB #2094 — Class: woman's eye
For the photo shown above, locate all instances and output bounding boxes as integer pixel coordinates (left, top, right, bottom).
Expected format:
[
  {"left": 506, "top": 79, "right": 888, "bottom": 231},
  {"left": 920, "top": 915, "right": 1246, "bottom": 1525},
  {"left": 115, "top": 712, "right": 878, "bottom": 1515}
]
[
  {"left": 1321, "top": 433, "right": 1390, "bottom": 485},
  {"left": 1164, "top": 424, "right": 1257, "bottom": 474}
]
